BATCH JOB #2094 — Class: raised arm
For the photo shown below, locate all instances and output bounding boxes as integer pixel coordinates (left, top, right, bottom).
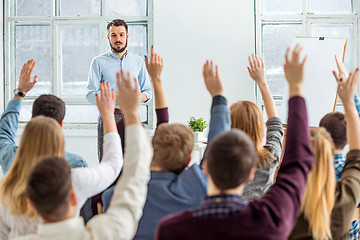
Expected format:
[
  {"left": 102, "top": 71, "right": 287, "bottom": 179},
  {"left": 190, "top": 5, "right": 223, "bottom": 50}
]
[
  {"left": 87, "top": 67, "right": 152, "bottom": 240},
  {"left": 71, "top": 82, "right": 122, "bottom": 209},
  {"left": 333, "top": 55, "right": 360, "bottom": 117},
  {"left": 253, "top": 45, "right": 313, "bottom": 233},
  {"left": 145, "top": 47, "right": 168, "bottom": 126},
  {"left": 199, "top": 61, "right": 230, "bottom": 167},
  {"left": 203, "top": 60, "right": 230, "bottom": 144},
  {"left": 339, "top": 69, "right": 360, "bottom": 150},
  {"left": 96, "top": 82, "right": 117, "bottom": 134},
  {"left": 331, "top": 68, "right": 360, "bottom": 239},
  {"left": 0, "top": 60, "right": 37, "bottom": 174},
  {"left": 248, "top": 55, "right": 277, "bottom": 118}
]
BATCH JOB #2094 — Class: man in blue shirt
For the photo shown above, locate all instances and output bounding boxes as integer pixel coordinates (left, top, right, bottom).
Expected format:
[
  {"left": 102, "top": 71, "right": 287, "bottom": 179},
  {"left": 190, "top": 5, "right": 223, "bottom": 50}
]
[
  {"left": 0, "top": 59, "right": 88, "bottom": 175},
  {"left": 87, "top": 19, "right": 152, "bottom": 162}
]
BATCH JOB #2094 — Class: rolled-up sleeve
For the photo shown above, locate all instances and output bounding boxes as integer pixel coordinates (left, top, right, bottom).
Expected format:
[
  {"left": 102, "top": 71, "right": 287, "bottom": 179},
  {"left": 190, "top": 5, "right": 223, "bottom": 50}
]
[
  {"left": 138, "top": 60, "right": 152, "bottom": 102},
  {"left": 86, "top": 59, "right": 101, "bottom": 105}
]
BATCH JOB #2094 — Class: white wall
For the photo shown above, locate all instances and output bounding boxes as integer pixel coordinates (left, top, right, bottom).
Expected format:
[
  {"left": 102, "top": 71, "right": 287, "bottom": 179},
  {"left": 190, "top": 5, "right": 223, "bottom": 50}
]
[
  {"left": 15, "top": 128, "right": 99, "bottom": 167},
  {"left": 13, "top": 1, "right": 256, "bottom": 167},
  {"left": 153, "top": 0, "right": 255, "bottom": 128}
]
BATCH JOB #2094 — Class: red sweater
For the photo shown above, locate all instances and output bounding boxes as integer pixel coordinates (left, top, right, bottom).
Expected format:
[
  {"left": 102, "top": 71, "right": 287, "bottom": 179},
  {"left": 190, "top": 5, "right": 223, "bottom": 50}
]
[{"left": 155, "top": 97, "right": 314, "bottom": 240}]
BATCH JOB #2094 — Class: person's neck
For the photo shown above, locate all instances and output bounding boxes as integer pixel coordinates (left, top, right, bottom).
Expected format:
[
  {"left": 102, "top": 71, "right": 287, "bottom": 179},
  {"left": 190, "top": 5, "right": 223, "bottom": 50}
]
[
  {"left": 334, "top": 148, "right": 344, "bottom": 155},
  {"left": 150, "top": 165, "right": 164, "bottom": 172},
  {"left": 43, "top": 215, "right": 73, "bottom": 224},
  {"left": 43, "top": 207, "right": 77, "bottom": 224},
  {"left": 207, "top": 178, "right": 245, "bottom": 197},
  {"left": 113, "top": 49, "right": 127, "bottom": 60}
]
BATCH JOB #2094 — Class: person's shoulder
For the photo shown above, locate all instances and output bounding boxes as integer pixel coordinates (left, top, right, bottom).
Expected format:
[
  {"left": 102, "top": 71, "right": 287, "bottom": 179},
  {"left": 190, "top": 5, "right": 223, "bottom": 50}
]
[
  {"left": 65, "top": 152, "right": 88, "bottom": 168},
  {"left": 158, "top": 210, "right": 192, "bottom": 228},
  {"left": 181, "top": 164, "right": 206, "bottom": 182},
  {"left": 12, "top": 235, "right": 38, "bottom": 240},
  {"left": 92, "top": 52, "right": 113, "bottom": 63}
]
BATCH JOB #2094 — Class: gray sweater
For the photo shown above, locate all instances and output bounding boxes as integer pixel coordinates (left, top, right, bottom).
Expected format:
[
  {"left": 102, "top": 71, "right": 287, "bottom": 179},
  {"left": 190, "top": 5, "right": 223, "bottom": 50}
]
[{"left": 243, "top": 117, "right": 284, "bottom": 202}]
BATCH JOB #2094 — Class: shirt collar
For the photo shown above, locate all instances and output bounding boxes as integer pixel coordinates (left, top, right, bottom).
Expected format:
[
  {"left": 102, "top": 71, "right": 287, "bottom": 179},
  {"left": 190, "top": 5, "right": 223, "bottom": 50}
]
[
  {"left": 37, "top": 217, "right": 85, "bottom": 236},
  {"left": 109, "top": 50, "right": 128, "bottom": 60},
  {"left": 150, "top": 171, "right": 177, "bottom": 180},
  {"left": 202, "top": 194, "right": 246, "bottom": 207},
  {"left": 334, "top": 153, "right": 346, "bottom": 165}
]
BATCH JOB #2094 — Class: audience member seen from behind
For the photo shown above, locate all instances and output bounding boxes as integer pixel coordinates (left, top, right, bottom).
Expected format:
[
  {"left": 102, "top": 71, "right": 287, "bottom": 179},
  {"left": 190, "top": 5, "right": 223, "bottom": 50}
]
[
  {"left": 155, "top": 45, "right": 313, "bottom": 240},
  {"left": 288, "top": 127, "right": 336, "bottom": 239},
  {"left": 0, "top": 62, "right": 124, "bottom": 239},
  {"left": 319, "top": 55, "right": 360, "bottom": 240},
  {"left": 12, "top": 69, "right": 152, "bottom": 240},
  {"left": 230, "top": 55, "right": 284, "bottom": 202},
  {"left": 0, "top": 60, "right": 87, "bottom": 175},
  {"left": 102, "top": 48, "right": 230, "bottom": 240},
  {"left": 290, "top": 64, "right": 360, "bottom": 239}
]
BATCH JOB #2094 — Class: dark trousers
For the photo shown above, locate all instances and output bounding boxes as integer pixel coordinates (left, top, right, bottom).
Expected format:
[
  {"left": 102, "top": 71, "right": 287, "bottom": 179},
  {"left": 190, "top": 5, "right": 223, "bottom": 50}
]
[{"left": 97, "top": 112, "right": 124, "bottom": 162}]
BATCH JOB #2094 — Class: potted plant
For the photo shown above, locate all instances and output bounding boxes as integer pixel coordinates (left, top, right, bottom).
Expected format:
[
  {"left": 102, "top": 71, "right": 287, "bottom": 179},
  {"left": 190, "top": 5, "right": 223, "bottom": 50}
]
[{"left": 188, "top": 117, "right": 208, "bottom": 142}]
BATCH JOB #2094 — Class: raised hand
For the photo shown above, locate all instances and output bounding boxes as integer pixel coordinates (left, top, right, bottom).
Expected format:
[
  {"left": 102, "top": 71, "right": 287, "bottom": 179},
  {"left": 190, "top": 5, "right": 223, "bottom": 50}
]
[
  {"left": 336, "top": 68, "right": 359, "bottom": 106},
  {"left": 248, "top": 55, "right": 278, "bottom": 118},
  {"left": 96, "top": 82, "right": 116, "bottom": 117},
  {"left": 284, "top": 44, "right": 307, "bottom": 97},
  {"left": 338, "top": 68, "right": 360, "bottom": 151},
  {"left": 117, "top": 69, "right": 140, "bottom": 125},
  {"left": 203, "top": 60, "right": 224, "bottom": 97},
  {"left": 145, "top": 47, "right": 166, "bottom": 109},
  {"left": 332, "top": 55, "right": 349, "bottom": 82},
  {"left": 248, "top": 55, "right": 266, "bottom": 85},
  {"left": 18, "top": 59, "right": 38, "bottom": 95},
  {"left": 145, "top": 46, "right": 163, "bottom": 81}
]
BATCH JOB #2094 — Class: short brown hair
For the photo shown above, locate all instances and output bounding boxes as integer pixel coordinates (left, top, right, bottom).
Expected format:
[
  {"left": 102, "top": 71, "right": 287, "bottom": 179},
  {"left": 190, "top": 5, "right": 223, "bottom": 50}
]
[
  {"left": 32, "top": 95, "right": 66, "bottom": 124},
  {"left": 107, "top": 19, "right": 128, "bottom": 32},
  {"left": 319, "top": 112, "right": 347, "bottom": 150},
  {"left": 206, "top": 129, "right": 258, "bottom": 190},
  {"left": 26, "top": 157, "right": 72, "bottom": 222},
  {"left": 151, "top": 123, "right": 193, "bottom": 173}
]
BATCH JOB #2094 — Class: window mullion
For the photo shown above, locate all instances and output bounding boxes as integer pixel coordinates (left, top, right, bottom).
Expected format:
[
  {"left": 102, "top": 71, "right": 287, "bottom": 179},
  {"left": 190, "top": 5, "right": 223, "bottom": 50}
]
[
  {"left": 302, "top": 0, "right": 309, "bottom": 36},
  {"left": 52, "top": 21, "right": 60, "bottom": 96},
  {"left": 53, "top": 0, "right": 58, "bottom": 17},
  {"left": 101, "top": 0, "right": 106, "bottom": 16},
  {"left": 9, "top": 21, "right": 15, "bottom": 104}
]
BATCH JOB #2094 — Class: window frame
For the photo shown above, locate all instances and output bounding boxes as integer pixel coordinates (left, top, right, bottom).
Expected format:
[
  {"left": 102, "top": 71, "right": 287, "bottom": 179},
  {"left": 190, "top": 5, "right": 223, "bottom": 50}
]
[
  {"left": 255, "top": 0, "right": 359, "bottom": 110},
  {"left": 3, "top": 0, "right": 155, "bottom": 129}
]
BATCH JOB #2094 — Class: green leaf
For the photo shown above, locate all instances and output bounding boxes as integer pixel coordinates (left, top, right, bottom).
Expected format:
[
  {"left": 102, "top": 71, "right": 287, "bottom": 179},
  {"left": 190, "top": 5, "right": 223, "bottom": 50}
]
[{"left": 187, "top": 116, "right": 208, "bottom": 132}]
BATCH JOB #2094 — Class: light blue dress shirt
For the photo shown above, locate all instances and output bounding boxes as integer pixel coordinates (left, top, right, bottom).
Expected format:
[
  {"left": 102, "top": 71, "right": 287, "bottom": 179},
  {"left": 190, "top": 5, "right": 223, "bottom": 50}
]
[
  {"left": 0, "top": 99, "right": 88, "bottom": 174},
  {"left": 86, "top": 51, "right": 152, "bottom": 122}
]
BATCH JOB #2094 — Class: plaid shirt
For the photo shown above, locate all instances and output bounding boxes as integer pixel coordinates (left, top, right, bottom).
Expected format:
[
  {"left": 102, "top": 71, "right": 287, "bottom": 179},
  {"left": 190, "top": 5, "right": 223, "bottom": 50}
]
[
  {"left": 333, "top": 93, "right": 360, "bottom": 240},
  {"left": 190, "top": 194, "right": 247, "bottom": 219}
]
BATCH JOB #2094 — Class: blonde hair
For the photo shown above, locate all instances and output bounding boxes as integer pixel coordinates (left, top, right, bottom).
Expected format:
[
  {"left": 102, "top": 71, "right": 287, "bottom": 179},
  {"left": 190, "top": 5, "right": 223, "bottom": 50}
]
[
  {"left": 301, "top": 127, "right": 336, "bottom": 239},
  {"left": 0, "top": 116, "right": 65, "bottom": 218},
  {"left": 230, "top": 101, "right": 275, "bottom": 167}
]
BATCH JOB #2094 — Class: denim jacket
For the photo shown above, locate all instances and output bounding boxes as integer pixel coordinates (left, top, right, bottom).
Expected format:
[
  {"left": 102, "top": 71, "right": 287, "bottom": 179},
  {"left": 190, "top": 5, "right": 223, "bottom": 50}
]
[{"left": 0, "top": 99, "right": 87, "bottom": 174}]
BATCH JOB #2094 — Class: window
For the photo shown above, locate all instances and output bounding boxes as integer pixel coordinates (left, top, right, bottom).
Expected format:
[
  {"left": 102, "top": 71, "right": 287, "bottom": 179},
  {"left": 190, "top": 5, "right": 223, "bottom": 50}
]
[
  {"left": 256, "top": 0, "right": 358, "bottom": 111},
  {"left": 4, "top": 0, "right": 153, "bottom": 127}
]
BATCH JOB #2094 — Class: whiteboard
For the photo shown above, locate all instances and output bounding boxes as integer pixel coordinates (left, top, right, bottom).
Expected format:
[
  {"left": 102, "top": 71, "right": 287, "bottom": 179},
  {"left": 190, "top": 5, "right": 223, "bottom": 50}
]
[{"left": 279, "top": 37, "right": 347, "bottom": 127}]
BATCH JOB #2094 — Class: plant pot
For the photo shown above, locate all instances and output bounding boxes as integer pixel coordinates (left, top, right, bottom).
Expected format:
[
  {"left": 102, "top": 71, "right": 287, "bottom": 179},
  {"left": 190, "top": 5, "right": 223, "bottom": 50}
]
[{"left": 193, "top": 132, "right": 204, "bottom": 143}]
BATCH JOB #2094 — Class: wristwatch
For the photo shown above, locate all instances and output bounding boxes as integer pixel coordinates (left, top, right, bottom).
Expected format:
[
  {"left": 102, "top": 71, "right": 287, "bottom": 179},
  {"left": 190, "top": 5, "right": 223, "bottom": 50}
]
[{"left": 14, "top": 88, "right": 25, "bottom": 97}]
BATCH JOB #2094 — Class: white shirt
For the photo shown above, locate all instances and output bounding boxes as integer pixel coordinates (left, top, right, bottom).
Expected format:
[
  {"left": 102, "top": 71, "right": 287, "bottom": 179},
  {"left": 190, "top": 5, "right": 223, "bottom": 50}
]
[
  {"left": 13, "top": 125, "right": 152, "bottom": 240},
  {"left": 0, "top": 132, "right": 123, "bottom": 239}
]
